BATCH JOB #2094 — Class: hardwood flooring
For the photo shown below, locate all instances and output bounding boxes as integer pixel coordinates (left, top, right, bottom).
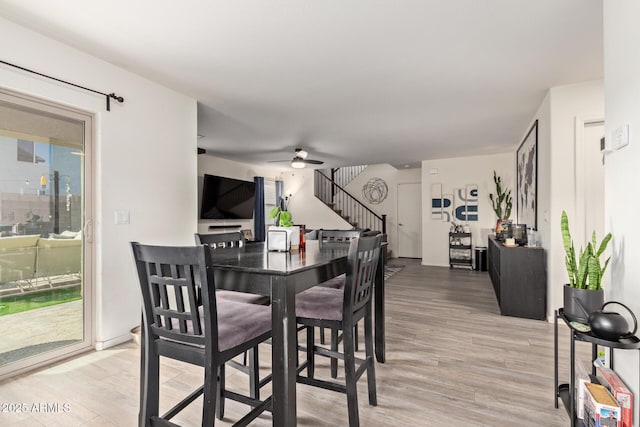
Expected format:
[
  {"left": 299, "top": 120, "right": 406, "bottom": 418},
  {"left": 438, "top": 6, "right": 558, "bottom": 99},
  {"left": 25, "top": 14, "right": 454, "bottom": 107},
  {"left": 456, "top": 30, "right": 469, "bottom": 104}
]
[{"left": 0, "top": 262, "right": 588, "bottom": 426}]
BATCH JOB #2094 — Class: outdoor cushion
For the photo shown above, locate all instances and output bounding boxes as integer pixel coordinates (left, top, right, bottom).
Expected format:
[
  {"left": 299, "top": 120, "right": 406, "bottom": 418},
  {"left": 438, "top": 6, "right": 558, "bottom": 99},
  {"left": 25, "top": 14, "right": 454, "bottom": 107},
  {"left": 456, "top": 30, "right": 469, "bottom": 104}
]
[{"left": 0, "top": 234, "right": 39, "bottom": 249}]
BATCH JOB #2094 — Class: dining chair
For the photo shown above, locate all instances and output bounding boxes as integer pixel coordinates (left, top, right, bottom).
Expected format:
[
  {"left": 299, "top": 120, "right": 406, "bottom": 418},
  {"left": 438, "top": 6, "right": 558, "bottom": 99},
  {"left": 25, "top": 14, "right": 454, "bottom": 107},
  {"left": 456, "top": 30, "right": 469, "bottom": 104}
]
[
  {"left": 318, "top": 229, "right": 362, "bottom": 246},
  {"left": 131, "top": 242, "right": 272, "bottom": 426},
  {"left": 296, "top": 235, "right": 382, "bottom": 427},
  {"left": 316, "top": 229, "right": 363, "bottom": 374},
  {"left": 195, "top": 231, "right": 272, "bottom": 402},
  {"left": 195, "top": 232, "right": 270, "bottom": 306}
]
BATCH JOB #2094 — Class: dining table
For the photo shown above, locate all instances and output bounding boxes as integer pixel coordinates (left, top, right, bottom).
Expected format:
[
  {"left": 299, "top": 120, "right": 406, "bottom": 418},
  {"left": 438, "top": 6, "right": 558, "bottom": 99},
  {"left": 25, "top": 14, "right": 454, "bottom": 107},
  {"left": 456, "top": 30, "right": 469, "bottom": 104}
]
[{"left": 208, "top": 239, "right": 386, "bottom": 427}]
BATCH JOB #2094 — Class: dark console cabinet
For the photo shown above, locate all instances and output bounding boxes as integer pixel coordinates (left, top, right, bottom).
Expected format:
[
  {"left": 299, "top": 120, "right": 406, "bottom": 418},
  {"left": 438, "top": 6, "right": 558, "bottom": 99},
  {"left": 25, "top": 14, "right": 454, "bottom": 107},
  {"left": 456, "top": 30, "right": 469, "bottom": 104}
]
[{"left": 487, "top": 236, "right": 546, "bottom": 320}]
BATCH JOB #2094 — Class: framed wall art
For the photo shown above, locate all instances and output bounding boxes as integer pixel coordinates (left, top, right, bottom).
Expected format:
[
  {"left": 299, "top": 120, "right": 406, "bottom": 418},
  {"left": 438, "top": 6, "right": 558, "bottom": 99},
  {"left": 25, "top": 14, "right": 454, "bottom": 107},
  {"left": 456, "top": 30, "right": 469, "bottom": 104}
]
[{"left": 516, "top": 120, "right": 538, "bottom": 230}]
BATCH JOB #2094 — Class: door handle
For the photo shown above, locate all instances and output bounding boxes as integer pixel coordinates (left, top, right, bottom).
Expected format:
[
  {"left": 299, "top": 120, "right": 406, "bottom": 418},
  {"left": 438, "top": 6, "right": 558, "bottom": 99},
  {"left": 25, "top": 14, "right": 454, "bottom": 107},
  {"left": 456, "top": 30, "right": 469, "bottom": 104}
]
[{"left": 84, "top": 219, "right": 94, "bottom": 244}]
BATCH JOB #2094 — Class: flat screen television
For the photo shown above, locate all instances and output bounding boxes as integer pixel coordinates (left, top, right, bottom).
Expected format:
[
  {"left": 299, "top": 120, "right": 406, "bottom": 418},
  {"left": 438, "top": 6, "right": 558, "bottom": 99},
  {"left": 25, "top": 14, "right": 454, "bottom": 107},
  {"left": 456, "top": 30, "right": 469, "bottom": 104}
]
[{"left": 200, "top": 174, "right": 256, "bottom": 219}]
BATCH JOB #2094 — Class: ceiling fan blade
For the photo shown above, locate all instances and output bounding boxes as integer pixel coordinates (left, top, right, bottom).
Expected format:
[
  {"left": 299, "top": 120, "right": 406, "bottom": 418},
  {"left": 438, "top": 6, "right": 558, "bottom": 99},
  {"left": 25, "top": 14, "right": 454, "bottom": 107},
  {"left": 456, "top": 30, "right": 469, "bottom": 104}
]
[
  {"left": 267, "top": 159, "right": 290, "bottom": 163},
  {"left": 303, "top": 159, "right": 324, "bottom": 165}
]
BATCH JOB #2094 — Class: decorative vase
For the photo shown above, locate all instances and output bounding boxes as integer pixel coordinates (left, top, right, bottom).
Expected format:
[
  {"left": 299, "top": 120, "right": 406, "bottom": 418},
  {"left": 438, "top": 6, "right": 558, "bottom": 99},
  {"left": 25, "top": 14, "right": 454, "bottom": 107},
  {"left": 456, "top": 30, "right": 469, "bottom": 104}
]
[{"left": 563, "top": 284, "right": 604, "bottom": 324}]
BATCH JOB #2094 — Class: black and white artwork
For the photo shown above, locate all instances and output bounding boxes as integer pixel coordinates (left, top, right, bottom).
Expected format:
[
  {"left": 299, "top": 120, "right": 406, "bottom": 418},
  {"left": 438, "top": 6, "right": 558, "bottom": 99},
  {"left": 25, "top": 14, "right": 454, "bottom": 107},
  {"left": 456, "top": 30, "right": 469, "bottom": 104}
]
[{"left": 516, "top": 120, "right": 538, "bottom": 230}]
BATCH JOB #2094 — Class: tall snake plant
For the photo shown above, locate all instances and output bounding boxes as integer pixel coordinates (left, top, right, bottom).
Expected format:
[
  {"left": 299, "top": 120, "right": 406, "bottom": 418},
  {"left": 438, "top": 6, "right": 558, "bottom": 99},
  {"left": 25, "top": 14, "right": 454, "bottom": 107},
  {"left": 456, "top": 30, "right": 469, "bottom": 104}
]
[{"left": 561, "top": 210, "right": 611, "bottom": 290}]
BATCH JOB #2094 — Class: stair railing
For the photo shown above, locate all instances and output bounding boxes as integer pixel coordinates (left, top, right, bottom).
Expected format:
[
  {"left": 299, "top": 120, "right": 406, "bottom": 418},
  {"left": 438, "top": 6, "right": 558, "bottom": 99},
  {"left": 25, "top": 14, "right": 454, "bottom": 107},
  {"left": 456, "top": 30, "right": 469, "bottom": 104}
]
[{"left": 314, "top": 170, "right": 386, "bottom": 233}]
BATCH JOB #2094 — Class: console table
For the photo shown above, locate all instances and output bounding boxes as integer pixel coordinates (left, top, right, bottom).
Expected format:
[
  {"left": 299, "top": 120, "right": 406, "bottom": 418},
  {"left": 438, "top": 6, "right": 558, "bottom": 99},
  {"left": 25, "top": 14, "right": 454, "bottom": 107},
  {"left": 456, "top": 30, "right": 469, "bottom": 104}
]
[{"left": 487, "top": 235, "right": 546, "bottom": 320}]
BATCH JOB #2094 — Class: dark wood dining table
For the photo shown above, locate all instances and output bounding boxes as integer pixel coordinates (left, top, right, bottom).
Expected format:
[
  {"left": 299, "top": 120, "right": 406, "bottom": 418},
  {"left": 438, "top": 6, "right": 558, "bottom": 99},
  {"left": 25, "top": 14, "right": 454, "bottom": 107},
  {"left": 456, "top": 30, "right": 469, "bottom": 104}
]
[{"left": 209, "top": 239, "right": 386, "bottom": 426}]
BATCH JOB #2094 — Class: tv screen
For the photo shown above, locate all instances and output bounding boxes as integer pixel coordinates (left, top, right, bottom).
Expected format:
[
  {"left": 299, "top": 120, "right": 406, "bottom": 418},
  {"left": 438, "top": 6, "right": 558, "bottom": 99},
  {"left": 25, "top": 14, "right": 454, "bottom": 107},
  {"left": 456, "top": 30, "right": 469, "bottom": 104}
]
[{"left": 200, "top": 174, "right": 256, "bottom": 220}]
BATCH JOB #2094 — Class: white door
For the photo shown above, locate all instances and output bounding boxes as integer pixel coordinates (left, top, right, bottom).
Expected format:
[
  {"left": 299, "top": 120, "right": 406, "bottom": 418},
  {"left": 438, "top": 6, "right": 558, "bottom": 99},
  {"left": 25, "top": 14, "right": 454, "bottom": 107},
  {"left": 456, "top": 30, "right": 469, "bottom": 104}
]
[
  {"left": 575, "top": 120, "right": 605, "bottom": 247},
  {"left": 397, "top": 183, "right": 422, "bottom": 258}
]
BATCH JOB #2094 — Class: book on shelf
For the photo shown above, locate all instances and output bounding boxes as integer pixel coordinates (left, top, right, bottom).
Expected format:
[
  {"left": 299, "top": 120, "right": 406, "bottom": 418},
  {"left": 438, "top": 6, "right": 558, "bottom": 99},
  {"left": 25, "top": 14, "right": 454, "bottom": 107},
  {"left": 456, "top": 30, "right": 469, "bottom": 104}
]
[
  {"left": 596, "top": 366, "right": 633, "bottom": 427},
  {"left": 583, "top": 382, "right": 621, "bottom": 427}
]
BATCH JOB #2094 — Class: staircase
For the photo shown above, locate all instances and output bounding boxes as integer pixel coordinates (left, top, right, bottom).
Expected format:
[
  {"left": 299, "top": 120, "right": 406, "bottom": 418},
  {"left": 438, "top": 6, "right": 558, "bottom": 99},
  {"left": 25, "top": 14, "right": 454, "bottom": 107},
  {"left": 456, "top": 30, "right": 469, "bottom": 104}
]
[{"left": 314, "top": 169, "right": 386, "bottom": 233}]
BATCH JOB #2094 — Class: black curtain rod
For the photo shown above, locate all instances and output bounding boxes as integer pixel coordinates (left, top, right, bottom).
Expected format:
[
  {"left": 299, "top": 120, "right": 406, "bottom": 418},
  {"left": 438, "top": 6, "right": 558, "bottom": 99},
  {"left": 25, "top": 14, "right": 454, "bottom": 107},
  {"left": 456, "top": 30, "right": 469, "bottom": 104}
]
[{"left": 1, "top": 59, "right": 124, "bottom": 111}]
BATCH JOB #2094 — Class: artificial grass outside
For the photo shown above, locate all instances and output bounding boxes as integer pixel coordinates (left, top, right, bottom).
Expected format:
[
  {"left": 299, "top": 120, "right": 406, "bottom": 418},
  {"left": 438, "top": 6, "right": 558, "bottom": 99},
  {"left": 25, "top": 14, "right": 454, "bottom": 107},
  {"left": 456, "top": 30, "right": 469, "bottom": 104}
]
[{"left": 0, "top": 286, "right": 82, "bottom": 316}]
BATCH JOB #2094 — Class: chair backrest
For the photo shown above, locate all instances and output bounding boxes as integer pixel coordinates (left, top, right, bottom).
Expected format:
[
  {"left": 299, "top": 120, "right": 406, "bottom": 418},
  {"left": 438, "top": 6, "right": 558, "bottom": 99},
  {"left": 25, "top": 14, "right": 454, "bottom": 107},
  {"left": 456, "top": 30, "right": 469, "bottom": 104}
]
[
  {"left": 318, "top": 229, "right": 362, "bottom": 248},
  {"left": 131, "top": 242, "right": 218, "bottom": 352},
  {"left": 343, "top": 235, "right": 382, "bottom": 318},
  {"left": 195, "top": 231, "right": 245, "bottom": 249}
]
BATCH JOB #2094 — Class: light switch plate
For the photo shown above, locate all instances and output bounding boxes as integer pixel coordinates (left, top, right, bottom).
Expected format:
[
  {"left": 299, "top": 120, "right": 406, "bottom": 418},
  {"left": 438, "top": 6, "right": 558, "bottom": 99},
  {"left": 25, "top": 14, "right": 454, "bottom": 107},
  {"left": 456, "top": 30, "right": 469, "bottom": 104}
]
[
  {"left": 612, "top": 124, "right": 630, "bottom": 150},
  {"left": 115, "top": 210, "right": 130, "bottom": 225}
]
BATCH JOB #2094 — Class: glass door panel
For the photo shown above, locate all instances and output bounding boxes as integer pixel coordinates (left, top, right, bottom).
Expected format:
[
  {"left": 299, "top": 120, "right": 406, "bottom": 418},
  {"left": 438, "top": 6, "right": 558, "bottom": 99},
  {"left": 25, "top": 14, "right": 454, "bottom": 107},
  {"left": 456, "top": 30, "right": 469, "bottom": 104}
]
[{"left": 0, "top": 91, "right": 92, "bottom": 377}]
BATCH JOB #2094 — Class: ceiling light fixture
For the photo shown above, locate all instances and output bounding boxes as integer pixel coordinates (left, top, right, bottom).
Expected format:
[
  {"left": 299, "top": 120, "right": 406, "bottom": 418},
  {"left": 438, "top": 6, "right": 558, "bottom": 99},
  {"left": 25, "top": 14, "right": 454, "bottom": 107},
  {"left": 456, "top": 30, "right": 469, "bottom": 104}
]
[{"left": 291, "top": 158, "right": 305, "bottom": 169}]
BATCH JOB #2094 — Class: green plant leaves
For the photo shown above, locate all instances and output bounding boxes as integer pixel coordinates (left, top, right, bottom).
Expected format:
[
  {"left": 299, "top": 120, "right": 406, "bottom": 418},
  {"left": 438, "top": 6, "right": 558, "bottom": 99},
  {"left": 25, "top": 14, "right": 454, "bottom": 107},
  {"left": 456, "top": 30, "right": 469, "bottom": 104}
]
[
  {"left": 489, "top": 171, "right": 512, "bottom": 220},
  {"left": 561, "top": 210, "right": 612, "bottom": 291},
  {"left": 279, "top": 211, "right": 293, "bottom": 227},
  {"left": 269, "top": 206, "right": 294, "bottom": 227}
]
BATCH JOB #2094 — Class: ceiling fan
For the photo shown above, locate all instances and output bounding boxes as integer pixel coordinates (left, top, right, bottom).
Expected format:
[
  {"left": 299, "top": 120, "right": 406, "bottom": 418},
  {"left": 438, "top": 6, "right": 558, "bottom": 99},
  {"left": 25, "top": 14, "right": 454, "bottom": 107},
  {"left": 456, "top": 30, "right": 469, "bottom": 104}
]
[{"left": 269, "top": 148, "right": 324, "bottom": 169}]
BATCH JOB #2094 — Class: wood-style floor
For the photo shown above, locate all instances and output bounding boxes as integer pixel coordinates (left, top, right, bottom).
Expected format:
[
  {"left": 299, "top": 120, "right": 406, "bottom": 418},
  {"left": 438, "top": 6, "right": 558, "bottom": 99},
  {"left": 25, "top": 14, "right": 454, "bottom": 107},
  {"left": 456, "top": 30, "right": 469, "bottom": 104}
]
[{"left": 0, "top": 262, "right": 588, "bottom": 426}]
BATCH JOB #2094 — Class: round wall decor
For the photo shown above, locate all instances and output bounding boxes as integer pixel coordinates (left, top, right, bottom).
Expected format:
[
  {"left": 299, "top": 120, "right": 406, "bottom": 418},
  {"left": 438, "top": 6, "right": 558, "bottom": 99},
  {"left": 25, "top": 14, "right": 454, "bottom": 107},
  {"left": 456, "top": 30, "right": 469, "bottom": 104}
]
[{"left": 362, "top": 178, "right": 388, "bottom": 204}]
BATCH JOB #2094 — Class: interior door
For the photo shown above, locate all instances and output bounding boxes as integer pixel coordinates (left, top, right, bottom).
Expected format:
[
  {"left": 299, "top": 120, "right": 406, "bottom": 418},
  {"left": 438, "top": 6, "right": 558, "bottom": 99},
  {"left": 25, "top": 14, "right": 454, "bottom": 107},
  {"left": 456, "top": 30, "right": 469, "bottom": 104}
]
[
  {"left": 397, "top": 182, "right": 422, "bottom": 258},
  {"left": 575, "top": 120, "right": 605, "bottom": 246},
  {"left": 0, "top": 89, "right": 93, "bottom": 379}
]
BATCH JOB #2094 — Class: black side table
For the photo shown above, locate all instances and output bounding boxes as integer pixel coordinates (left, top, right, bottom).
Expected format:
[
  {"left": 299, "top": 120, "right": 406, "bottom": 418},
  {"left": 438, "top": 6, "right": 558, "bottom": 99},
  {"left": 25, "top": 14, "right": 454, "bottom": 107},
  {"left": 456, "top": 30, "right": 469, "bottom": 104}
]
[{"left": 554, "top": 308, "right": 640, "bottom": 427}]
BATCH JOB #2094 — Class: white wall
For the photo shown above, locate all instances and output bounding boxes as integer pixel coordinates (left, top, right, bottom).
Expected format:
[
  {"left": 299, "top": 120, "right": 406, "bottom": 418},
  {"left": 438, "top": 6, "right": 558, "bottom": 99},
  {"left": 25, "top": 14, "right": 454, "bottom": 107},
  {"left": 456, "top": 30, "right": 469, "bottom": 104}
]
[
  {"left": 421, "top": 153, "right": 514, "bottom": 266},
  {"left": 543, "top": 81, "right": 604, "bottom": 321},
  {"left": 284, "top": 169, "right": 360, "bottom": 232},
  {"left": 345, "top": 164, "right": 422, "bottom": 258},
  {"left": 280, "top": 165, "right": 422, "bottom": 257},
  {"left": 0, "top": 17, "right": 198, "bottom": 348},
  {"left": 604, "top": 1, "right": 640, "bottom": 421}
]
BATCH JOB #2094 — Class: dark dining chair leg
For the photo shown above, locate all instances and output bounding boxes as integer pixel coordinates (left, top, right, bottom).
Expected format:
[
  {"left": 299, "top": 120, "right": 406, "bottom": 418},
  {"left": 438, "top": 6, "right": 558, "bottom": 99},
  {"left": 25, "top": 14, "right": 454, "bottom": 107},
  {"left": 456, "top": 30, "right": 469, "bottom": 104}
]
[
  {"left": 216, "top": 364, "right": 225, "bottom": 420},
  {"left": 249, "top": 346, "right": 260, "bottom": 400},
  {"left": 320, "top": 326, "right": 326, "bottom": 344},
  {"left": 141, "top": 346, "right": 160, "bottom": 425},
  {"left": 331, "top": 328, "right": 339, "bottom": 378},
  {"left": 343, "top": 326, "right": 360, "bottom": 427},
  {"left": 354, "top": 323, "right": 359, "bottom": 352},
  {"left": 204, "top": 361, "right": 218, "bottom": 425},
  {"left": 364, "top": 310, "right": 377, "bottom": 406},
  {"left": 306, "top": 326, "right": 315, "bottom": 378}
]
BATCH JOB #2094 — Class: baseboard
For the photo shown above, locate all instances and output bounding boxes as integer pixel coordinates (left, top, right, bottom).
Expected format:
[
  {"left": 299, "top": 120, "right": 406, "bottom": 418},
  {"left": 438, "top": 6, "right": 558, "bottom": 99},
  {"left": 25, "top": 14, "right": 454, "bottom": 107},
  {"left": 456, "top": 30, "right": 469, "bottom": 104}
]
[{"left": 95, "top": 332, "right": 132, "bottom": 350}]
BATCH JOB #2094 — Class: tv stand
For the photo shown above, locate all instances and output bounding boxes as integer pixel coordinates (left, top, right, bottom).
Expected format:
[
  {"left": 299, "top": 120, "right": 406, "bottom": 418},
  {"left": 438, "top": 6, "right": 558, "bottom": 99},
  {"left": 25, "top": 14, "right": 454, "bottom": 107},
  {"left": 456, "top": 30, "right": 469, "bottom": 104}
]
[{"left": 208, "top": 225, "right": 242, "bottom": 230}]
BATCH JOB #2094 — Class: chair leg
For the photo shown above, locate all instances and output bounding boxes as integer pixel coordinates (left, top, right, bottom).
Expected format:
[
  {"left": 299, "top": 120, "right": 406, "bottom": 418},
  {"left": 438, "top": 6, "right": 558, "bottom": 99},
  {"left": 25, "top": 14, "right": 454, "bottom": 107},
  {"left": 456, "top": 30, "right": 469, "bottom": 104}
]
[
  {"left": 354, "top": 323, "right": 359, "bottom": 352},
  {"left": 216, "top": 364, "right": 225, "bottom": 420},
  {"left": 364, "top": 312, "right": 377, "bottom": 406},
  {"left": 204, "top": 362, "right": 218, "bottom": 425},
  {"left": 330, "top": 328, "right": 339, "bottom": 378},
  {"left": 320, "top": 326, "right": 326, "bottom": 344},
  {"left": 306, "top": 326, "right": 315, "bottom": 378},
  {"left": 140, "top": 343, "right": 160, "bottom": 426},
  {"left": 249, "top": 346, "right": 260, "bottom": 400},
  {"left": 343, "top": 325, "right": 360, "bottom": 427}
]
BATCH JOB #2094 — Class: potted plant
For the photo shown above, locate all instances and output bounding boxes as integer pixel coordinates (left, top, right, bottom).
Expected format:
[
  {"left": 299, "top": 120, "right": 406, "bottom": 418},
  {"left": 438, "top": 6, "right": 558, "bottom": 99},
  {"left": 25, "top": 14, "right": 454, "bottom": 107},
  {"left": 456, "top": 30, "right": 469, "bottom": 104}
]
[
  {"left": 561, "top": 210, "right": 612, "bottom": 323},
  {"left": 269, "top": 206, "right": 293, "bottom": 227},
  {"left": 268, "top": 196, "right": 299, "bottom": 250},
  {"left": 489, "top": 171, "right": 512, "bottom": 233}
]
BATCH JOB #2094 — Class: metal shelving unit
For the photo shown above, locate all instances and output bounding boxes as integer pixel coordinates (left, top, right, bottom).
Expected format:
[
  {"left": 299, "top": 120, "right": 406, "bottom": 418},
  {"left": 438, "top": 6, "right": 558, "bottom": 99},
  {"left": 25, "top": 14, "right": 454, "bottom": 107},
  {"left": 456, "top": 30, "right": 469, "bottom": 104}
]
[
  {"left": 554, "top": 308, "right": 640, "bottom": 427},
  {"left": 449, "top": 232, "right": 472, "bottom": 269}
]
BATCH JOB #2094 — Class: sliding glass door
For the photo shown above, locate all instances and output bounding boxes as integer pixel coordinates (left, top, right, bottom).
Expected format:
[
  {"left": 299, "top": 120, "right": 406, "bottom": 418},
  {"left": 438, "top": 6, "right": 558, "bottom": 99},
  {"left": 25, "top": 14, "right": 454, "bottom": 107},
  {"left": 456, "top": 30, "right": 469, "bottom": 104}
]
[{"left": 0, "top": 89, "right": 93, "bottom": 378}]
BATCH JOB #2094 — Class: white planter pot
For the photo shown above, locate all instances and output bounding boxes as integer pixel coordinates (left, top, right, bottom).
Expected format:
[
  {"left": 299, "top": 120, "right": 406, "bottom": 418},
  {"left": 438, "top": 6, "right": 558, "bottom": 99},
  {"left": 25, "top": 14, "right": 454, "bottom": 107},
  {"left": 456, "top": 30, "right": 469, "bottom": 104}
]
[{"left": 267, "top": 226, "right": 300, "bottom": 251}]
